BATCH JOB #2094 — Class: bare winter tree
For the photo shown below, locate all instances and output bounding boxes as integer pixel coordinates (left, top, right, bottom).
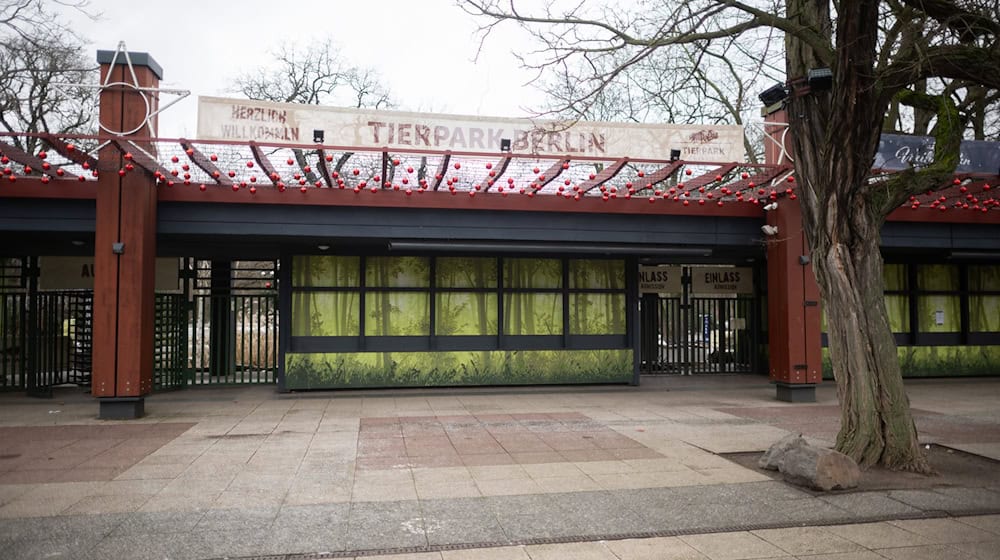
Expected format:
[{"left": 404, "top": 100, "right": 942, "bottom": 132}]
[
  {"left": 0, "top": 0, "right": 97, "bottom": 152},
  {"left": 464, "top": 0, "right": 1000, "bottom": 472},
  {"left": 232, "top": 39, "right": 395, "bottom": 181},
  {"left": 233, "top": 39, "right": 393, "bottom": 109},
  {"left": 532, "top": 25, "right": 784, "bottom": 162},
  {"left": 0, "top": 0, "right": 90, "bottom": 46}
]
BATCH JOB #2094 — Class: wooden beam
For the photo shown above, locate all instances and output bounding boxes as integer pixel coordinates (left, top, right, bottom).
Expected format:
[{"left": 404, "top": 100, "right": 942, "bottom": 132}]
[
  {"left": 316, "top": 149, "right": 334, "bottom": 188},
  {"left": 432, "top": 152, "right": 452, "bottom": 191},
  {"left": 179, "top": 139, "right": 232, "bottom": 186},
  {"left": 381, "top": 151, "right": 389, "bottom": 189},
  {"left": 682, "top": 162, "right": 739, "bottom": 191},
  {"left": 0, "top": 140, "right": 80, "bottom": 179},
  {"left": 40, "top": 133, "right": 98, "bottom": 170},
  {"left": 530, "top": 158, "right": 571, "bottom": 193},
  {"left": 725, "top": 166, "right": 790, "bottom": 197},
  {"left": 0, "top": 177, "right": 96, "bottom": 198},
  {"left": 577, "top": 158, "right": 629, "bottom": 193},
  {"left": 481, "top": 155, "right": 513, "bottom": 192},
  {"left": 156, "top": 183, "right": 766, "bottom": 218},
  {"left": 112, "top": 140, "right": 173, "bottom": 180},
  {"left": 635, "top": 161, "right": 683, "bottom": 191},
  {"left": 248, "top": 141, "right": 279, "bottom": 186}
]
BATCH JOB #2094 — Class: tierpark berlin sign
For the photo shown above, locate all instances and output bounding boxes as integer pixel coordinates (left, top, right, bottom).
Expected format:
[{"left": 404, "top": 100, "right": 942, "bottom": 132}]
[{"left": 197, "top": 96, "right": 746, "bottom": 163}]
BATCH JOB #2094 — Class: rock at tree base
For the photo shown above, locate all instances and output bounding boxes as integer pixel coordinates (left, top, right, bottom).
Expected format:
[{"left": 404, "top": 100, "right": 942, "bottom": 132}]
[
  {"left": 761, "top": 434, "right": 861, "bottom": 491},
  {"left": 759, "top": 433, "right": 806, "bottom": 470}
]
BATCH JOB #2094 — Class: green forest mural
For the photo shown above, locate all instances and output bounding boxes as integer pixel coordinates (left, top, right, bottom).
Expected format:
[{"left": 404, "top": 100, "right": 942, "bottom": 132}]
[
  {"left": 285, "top": 349, "right": 633, "bottom": 389},
  {"left": 822, "top": 263, "right": 1000, "bottom": 378},
  {"left": 823, "top": 346, "right": 1000, "bottom": 378},
  {"left": 287, "top": 255, "right": 631, "bottom": 388}
]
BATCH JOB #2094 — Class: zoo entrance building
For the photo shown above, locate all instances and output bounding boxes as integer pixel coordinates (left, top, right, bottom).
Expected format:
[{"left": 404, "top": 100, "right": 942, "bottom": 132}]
[{"left": 1, "top": 50, "right": 998, "bottom": 418}]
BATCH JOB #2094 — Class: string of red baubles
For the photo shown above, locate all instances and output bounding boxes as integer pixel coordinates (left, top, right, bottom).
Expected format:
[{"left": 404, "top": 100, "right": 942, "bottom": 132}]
[{"left": 1, "top": 148, "right": 997, "bottom": 212}]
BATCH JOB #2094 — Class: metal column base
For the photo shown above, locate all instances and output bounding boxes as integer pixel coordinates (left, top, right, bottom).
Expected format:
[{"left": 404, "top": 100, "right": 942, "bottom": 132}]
[
  {"left": 775, "top": 382, "right": 816, "bottom": 403},
  {"left": 98, "top": 397, "right": 145, "bottom": 419}
]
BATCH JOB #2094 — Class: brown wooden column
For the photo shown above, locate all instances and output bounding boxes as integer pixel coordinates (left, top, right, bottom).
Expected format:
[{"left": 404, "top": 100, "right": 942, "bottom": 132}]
[
  {"left": 764, "top": 108, "right": 823, "bottom": 402},
  {"left": 91, "top": 50, "right": 162, "bottom": 419}
]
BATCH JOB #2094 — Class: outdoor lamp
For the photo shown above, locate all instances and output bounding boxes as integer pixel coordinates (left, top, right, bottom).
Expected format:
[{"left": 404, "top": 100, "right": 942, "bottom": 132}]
[
  {"left": 758, "top": 83, "right": 788, "bottom": 106},
  {"left": 807, "top": 68, "right": 833, "bottom": 91}
]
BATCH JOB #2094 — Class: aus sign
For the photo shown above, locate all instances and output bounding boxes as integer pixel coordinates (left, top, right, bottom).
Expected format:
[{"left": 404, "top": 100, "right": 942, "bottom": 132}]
[{"left": 38, "top": 257, "right": 181, "bottom": 292}]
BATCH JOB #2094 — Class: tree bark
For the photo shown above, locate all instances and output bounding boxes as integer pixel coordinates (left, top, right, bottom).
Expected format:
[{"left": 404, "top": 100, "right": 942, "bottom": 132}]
[{"left": 785, "top": 0, "right": 931, "bottom": 472}]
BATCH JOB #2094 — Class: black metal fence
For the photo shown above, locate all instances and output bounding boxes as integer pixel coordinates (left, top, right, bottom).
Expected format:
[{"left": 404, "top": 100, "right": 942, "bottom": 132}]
[
  {"left": 1, "top": 292, "right": 27, "bottom": 391},
  {"left": 0, "top": 258, "right": 279, "bottom": 394},
  {"left": 641, "top": 295, "right": 758, "bottom": 375},
  {"left": 187, "top": 292, "right": 278, "bottom": 385}
]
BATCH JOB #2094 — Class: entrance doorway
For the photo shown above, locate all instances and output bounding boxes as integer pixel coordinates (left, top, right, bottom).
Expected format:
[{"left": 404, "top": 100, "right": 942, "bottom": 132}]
[{"left": 639, "top": 265, "right": 760, "bottom": 375}]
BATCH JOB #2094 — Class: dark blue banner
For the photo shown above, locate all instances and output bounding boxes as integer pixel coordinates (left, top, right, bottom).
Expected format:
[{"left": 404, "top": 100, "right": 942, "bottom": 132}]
[{"left": 875, "top": 134, "right": 999, "bottom": 174}]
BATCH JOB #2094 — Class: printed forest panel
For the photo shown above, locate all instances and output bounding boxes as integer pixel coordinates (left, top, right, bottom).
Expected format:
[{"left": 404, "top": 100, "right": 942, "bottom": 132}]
[
  {"left": 822, "top": 345, "right": 1000, "bottom": 378},
  {"left": 436, "top": 292, "right": 498, "bottom": 335},
  {"left": 504, "top": 258, "right": 562, "bottom": 289},
  {"left": 292, "top": 255, "right": 360, "bottom": 288},
  {"left": 570, "top": 259, "right": 625, "bottom": 290},
  {"left": 366, "top": 256, "right": 430, "bottom": 288},
  {"left": 291, "top": 292, "right": 359, "bottom": 336},
  {"left": 284, "top": 348, "right": 633, "bottom": 389},
  {"left": 570, "top": 293, "right": 626, "bottom": 335},
  {"left": 437, "top": 257, "right": 498, "bottom": 288}
]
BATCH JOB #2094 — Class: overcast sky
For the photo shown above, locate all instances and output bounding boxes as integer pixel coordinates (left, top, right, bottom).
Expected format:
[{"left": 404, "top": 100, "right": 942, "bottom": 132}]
[{"left": 70, "top": 0, "right": 544, "bottom": 137}]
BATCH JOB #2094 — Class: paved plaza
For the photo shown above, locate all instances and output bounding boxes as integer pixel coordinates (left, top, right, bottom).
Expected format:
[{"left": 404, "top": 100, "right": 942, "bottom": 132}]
[{"left": 1, "top": 375, "right": 999, "bottom": 559}]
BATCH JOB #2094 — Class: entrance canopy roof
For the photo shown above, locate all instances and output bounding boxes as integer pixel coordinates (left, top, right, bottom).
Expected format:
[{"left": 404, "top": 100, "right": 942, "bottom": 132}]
[{"left": 0, "top": 132, "right": 998, "bottom": 222}]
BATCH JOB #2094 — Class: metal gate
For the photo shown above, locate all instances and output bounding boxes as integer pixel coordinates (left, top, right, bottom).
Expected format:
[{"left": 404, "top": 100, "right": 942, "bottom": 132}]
[
  {"left": 185, "top": 260, "right": 278, "bottom": 385},
  {"left": 154, "top": 293, "right": 187, "bottom": 390},
  {"left": 0, "top": 258, "right": 279, "bottom": 394},
  {"left": 641, "top": 293, "right": 758, "bottom": 375}
]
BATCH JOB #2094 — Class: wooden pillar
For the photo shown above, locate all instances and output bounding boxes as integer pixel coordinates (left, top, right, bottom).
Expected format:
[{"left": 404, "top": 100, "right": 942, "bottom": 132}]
[
  {"left": 764, "top": 108, "right": 823, "bottom": 402},
  {"left": 91, "top": 50, "right": 162, "bottom": 419}
]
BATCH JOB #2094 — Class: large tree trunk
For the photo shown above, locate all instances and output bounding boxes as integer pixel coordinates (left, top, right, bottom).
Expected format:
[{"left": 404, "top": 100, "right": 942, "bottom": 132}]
[
  {"left": 810, "top": 211, "right": 930, "bottom": 472},
  {"left": 784, "top": 0, "right": 931, "bottom": 472}
]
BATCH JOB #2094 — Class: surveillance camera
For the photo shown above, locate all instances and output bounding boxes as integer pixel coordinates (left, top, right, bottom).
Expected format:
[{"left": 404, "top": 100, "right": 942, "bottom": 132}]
[
  {"left": 761, "top": 225, "right": 779, "bottom": 236},
  {"left": 763, "top": 202, "right": 778, "bottom": 211}
]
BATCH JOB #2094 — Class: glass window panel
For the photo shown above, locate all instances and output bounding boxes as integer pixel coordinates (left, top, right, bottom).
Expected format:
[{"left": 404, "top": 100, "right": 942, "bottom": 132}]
[
  {"left": 917, "top": 295, "right": 960, "bottom": 332},
  {"left": 970, "top": 296, "right": 1000, "bottom": 332},
  {"left": 916, "top": 264, "right": 958, "bottom": 291},
  {"left": 570, "top": 293, "right": 626, "bottom": 334},
  {"left": 569, "top": 259, "right": 625, "bottom": 290},
  {"left": 969, "top": 265, "right": 1000, "bottom": 292},
  {"left": 291, "top": 255, "right": 360, "bottom": 288},
  {"left": 883, "top": 263, "right": 907, "bottom": 291},
  {"left": 503, "top": 293, "right": 563, "bottom": 335},
  {"left": 436, "top": 257, "right": 497, "bottom": 289},
  {"left": 365, "top": 257, "right": 430, "bottom": 288},
  {"left": 291, "top": 292, "right": 359, "bottom": 336},
  {"left": 886, "top": 295, "right": 910, "bottom": 332},
  {"left": 364, "top": 292, "right": 430, "bottom": 336},
  {"left": 435, "top": 292, "right": 498, "bottom": 335},
  {"left": 503, "top": 258, "right": 562, "bottom": 289}
]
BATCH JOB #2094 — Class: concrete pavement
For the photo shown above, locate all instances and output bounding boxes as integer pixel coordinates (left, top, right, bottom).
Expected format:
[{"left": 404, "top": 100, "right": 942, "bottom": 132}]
[{"left": 1, "top": 375, "right": 999, "bottom": 559}]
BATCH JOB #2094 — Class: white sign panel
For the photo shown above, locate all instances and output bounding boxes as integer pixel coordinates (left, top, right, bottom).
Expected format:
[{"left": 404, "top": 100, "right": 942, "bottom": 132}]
[
  {"left": 691, "top": 267, "right": 753, "bottom": 294},
  {"left": 639, "top": 266, "right": 683, "bottom": 294},
  {"left": 197, "top": 96, "right": 745, "bottom": 163},
  {"left": 39, "top": 257, "right": 181, "bottom": 292}
]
